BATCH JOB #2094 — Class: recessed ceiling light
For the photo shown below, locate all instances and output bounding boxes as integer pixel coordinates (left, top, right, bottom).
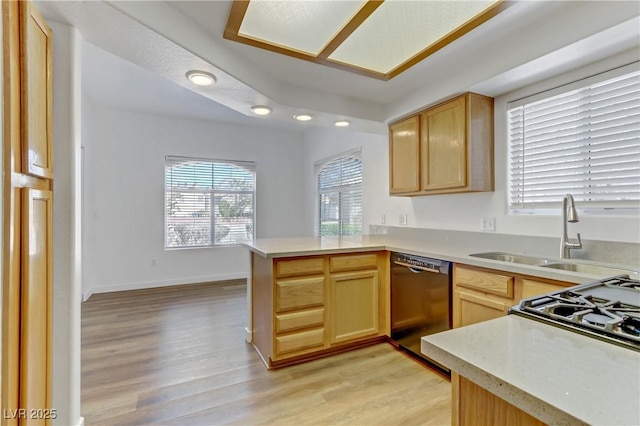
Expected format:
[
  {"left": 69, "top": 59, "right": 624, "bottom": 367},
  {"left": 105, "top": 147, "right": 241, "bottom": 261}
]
[
  {"left": 186, "top": 70, "right": 216, "bottom": 87},
  {"left": 294, "top": 114, "right": 313, "bottom": 122},
  {"left": 334, "top": 120, "right": 350, "bottom": 127},
  {"left": 250, "top": 105, "right": 272, "bottom": 116}
]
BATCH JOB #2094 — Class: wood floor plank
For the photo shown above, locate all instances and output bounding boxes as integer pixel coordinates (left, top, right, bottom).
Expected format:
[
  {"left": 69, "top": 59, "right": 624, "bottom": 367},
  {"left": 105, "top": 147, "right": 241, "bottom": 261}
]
[{"left": 82, "top": 280, "right": 451, "bottom": 425}]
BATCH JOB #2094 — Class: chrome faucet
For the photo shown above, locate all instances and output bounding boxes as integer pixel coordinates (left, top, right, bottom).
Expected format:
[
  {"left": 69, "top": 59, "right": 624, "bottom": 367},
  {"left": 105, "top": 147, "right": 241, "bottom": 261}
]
[{"left": 560, "top": 194, "right": 582, "bottom": 259}]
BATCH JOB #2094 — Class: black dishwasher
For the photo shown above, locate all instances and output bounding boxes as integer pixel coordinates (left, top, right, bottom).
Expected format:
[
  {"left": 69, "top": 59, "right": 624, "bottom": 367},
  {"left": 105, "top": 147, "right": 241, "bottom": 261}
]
[{"left": 390, "top": 252, "right": 451, "bottom": 372}]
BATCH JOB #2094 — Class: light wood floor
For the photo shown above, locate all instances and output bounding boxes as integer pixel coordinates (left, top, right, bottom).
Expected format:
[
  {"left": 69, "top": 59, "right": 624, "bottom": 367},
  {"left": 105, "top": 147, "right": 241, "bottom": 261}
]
[{"left": 81, "top": 281, "right": 451, "bottom": 425}]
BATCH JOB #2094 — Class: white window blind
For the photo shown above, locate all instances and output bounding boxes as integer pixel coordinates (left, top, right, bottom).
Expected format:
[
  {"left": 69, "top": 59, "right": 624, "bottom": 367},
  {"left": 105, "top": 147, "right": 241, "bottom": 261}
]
[
  {"left": 316, "top": 150, "right": 362, "bottom": 236},
  {"left": 508, "top": 67, "right": 640, "bottom": 213},
  {"left": 165, "top": 156, "right": 256, "bottom": 248}
]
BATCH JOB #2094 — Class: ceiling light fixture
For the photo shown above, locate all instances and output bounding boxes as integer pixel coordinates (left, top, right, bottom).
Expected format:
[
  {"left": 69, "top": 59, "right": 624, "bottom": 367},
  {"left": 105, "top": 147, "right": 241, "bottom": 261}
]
[
  {"left": 250, "top": 105, "right": 272, "bottom": 116},
  {"left": 225, "top": 0, "right": 511, "bottom": 80},
  {"left": 294, "top": 114, "right": 313, "bottom": 122},
  {"left": 334, "top": 120, "right": 350, "bottom": 127},
  {"left": 186, "top": 70, "right": 216, "bottom": 87}
]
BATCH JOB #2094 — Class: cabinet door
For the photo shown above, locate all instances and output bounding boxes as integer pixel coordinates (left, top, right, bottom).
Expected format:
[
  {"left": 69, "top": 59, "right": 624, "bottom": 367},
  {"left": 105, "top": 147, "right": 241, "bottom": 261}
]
[
  {"left": 330, "top": 271, "right": 379, "bottom": 344},
  {"left": 20, "top": 189, "right": 53, "bottom": 424},
  {"left": 2, "top": 1, "right": 54, "bottom": 423},
  {"left": 389, "top": 117, "right": 420, "bottom": 194},
  {"left": 453, "top": 291, "right": 510, "bottom": 328},
  {"left": 21, "top": 0, "right": 53, "bottom": 178},
  {"left": 421, "top": 97, "right": 466, "bottom": 190}
]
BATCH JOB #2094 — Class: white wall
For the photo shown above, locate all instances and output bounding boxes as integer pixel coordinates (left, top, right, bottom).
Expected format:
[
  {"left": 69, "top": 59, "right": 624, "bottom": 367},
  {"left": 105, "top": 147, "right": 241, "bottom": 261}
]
[
  {"left": 50, "top": 21, "right": 83, "bottom": 426},
  {"left": 82, "top": 104, "right": 308, "bottom": 297},
  {"left": 301, "top": 127, "right": 392, "bottom": 234},
  {"left": 303, "top": 52, "right": 640, "bottom": 244}
]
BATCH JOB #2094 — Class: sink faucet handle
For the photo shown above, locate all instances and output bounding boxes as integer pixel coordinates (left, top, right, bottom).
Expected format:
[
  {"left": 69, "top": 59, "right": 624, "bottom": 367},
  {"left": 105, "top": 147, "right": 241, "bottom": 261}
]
[{"left": 568, "top": 233, "right": 582, "bottom": 249}]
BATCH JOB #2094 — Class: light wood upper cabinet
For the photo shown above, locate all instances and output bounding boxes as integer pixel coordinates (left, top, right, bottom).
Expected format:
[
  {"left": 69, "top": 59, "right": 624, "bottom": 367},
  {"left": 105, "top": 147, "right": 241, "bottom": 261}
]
[
  {"left": 421, "top": 97, "right": 466, "bottom": 190},
  {"left": 389, "top": 116, "right": 420, "bottom": 194},
  {"left": 389, "top": 92, "right": 494, "bottom": 196},
  {"left": 21, "top": 1, "right": 53, "bottom": 179}
]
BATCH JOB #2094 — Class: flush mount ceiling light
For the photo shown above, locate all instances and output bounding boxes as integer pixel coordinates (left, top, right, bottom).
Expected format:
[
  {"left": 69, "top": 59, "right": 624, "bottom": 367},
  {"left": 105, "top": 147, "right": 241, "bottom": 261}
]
[
  {"left": 224, "top": 0, "right": 512, "bottom": 81},
  {"left": 334, "top": 120, "right": 350, "bottom": 127},
  {"left": 186, "top": 70, "right": 216, "bottom": 86},
  {"left": 250, "top": 105, "right": 272, "bottom": 116},
  {"left": 293, "top": 114, "right": 313, "bottom": 122}
]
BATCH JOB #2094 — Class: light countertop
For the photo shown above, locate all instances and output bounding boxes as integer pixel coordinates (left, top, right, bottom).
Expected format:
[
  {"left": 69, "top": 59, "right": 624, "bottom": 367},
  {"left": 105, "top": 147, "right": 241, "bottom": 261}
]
[
  {"left": 421, "top": 315, "right": 640, "bottom": 426},
  {"left": 242, "top": 234, "right": 638, "bottom": 284}
]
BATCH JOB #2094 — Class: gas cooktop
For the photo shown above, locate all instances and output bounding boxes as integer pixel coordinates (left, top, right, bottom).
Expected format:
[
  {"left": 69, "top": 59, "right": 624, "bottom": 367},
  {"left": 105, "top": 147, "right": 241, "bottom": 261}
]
[{"left": 509, "top": 276, "right": 640, "bottom": 352}]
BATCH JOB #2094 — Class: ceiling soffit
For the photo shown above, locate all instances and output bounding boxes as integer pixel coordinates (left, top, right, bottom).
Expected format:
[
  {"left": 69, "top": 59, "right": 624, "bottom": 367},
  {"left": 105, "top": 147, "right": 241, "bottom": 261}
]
[{"left": 224, "top": 0, "right": 513, "bottom": 80}]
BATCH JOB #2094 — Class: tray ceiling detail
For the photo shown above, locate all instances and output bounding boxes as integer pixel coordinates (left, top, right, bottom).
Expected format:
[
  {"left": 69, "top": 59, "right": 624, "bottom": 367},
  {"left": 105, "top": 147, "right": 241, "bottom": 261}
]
[{"left": 224, "top": 0, "right": 511, "bottom": 80}]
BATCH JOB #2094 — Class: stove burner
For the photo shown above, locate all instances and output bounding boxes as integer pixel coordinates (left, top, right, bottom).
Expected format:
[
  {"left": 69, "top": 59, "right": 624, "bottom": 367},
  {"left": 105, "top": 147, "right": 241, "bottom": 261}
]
[
  {"left": 620, "top": 316, "right": 640, "bottom": 337},
  {"left": 511, "top": 276, "right": 640, "bottom": 352},
  {"left": 582, "top": 312, "right": 618, "bottom": 327}
]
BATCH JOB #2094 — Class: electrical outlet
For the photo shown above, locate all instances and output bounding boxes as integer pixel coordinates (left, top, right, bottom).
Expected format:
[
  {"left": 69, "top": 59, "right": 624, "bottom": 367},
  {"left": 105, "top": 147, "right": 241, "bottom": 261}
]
[
  {"left": 481, "top": 217, "right": 496, "bottom": 232},
  {"left": 381, "top": 214, "right": 386, "bottom": 224},
  {"left": 399, "top": 213, "right": 408, "bottom": 226}
]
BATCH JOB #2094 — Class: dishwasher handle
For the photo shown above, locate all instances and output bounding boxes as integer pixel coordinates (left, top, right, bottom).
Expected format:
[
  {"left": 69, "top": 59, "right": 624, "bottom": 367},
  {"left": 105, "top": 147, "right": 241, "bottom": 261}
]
[{"left": 394, "top": 260, "right": 442, "bottom": 274}]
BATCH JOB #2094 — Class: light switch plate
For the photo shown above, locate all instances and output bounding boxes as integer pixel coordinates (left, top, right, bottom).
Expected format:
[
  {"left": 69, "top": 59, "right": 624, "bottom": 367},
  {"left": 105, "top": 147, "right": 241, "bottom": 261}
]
[{"left": 399, "top": 213, "right": 408, "bottom": 226}]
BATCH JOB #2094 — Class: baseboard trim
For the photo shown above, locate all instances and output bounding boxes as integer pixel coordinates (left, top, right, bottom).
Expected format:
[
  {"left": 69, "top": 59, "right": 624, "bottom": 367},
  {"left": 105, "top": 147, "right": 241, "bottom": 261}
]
[
  {"left": 85, "top": 273, "right": 249, "bottom": 297},
  {"left": 82, "top": 289, "right": 94, "bottom": 302},
  {"left": 245, "top": 327, "right": 252, "bottom": 343}
]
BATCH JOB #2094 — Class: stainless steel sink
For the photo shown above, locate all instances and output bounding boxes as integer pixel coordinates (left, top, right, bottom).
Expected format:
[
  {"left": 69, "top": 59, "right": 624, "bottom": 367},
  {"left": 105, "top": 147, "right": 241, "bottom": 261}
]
[
  {"left": 541, "top": 262, "right": 639, "bottom": 277},
  {"left": 469, "top": 252, "right": 554, "bottom": 266},
  {"left": 470, "top": 251, "right": 639, "bottom": 278}
]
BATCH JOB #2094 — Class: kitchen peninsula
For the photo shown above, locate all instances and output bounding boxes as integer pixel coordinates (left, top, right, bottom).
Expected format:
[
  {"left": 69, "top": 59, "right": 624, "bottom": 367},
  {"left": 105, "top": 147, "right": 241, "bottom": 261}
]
[
  {"left": 243, "top": 229, "right": 639, "bottom": 368},
  {"left": 421, "top": 315, "right": 640, "bottom": 425},
  {"left": 244, "top": 229, "right": 640, "bottom": 425}
]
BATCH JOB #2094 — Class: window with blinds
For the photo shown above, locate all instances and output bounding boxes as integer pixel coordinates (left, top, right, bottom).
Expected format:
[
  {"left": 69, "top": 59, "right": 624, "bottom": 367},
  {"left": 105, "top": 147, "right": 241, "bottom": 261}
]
[
  {"left": 165, "top": 156, "right": 256, "bottom": 248},
  {"left": 508, "top": 66, "right": 640, "bottom": 213},
  {"left": 316, "top": 150, "right": 362, "bottom": 236}
]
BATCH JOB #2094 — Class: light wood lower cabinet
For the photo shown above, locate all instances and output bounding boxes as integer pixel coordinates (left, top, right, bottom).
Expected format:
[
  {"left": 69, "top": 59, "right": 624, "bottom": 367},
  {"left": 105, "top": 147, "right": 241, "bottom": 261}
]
[
  {"left": 453, "top": 264, "right": 573, "bottom": 328},
  {"left": 454, "top": 291, "right": 511, "bottom": 328},
  {"left": 251, "top": 251, "right": 389, "bottom": 368},
  {"left": 329, "top": 270, "right": 379, "bottom": 344},
  {"left": 452, "top": 373, "right": 544, "bottom": 426},
  {"left": 521, "top": 279, "right": 567, "bottom": 299},
  {"left": 451, "top": 265, "right": 575, "bottom": 425}
]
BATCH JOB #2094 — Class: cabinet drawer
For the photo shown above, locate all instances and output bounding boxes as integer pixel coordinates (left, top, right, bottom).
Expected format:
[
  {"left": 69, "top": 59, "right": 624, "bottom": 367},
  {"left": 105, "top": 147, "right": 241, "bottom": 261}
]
[
  {"left": 276, "top": 308, "right": 324, "bottom": 333},
  {"left": 329, "top": 253, "right": 378, "bottom": 272},
  {"left": 455, "top": 267, "right": 514, "bottom": 298},
  {"left": 521, "top": 279, "right": 570, "bottom": 299},
  {"left": 276, "top": 276, "right": 324, "bottom": 312},
  {"left": 275, "top": 328, "right": 325, "bottom": 355},
  {"left": 275, "top": 257, "right": 324, "bottom": 278}
]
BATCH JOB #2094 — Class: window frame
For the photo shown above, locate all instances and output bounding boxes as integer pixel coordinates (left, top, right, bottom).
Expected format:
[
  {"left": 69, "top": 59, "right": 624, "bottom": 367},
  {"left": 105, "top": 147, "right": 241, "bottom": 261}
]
[
  {"left": 507, "top": 63, "right": 640, "bottom": 215},
  {"left": 315, "top": 148, "right": 363, "bottom": 237},
  {"left": 164, "top": 155, "right": 256, "bottom": 249}
]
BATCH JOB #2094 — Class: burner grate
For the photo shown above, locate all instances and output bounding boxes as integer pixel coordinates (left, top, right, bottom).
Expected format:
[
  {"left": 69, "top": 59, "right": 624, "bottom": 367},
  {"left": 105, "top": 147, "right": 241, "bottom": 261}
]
[{"left": 512, "top": 276, "right": 640, "bottom": 351}]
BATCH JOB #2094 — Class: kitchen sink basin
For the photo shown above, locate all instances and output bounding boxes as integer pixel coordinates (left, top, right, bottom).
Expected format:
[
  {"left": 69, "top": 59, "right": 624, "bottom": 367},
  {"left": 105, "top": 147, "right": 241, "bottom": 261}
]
[
  {"left": 541, "top": 262, "right": 639, "bottom": 277},
  {"left": 469, "top": 252, "right": 554, "bottom": 266}
]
